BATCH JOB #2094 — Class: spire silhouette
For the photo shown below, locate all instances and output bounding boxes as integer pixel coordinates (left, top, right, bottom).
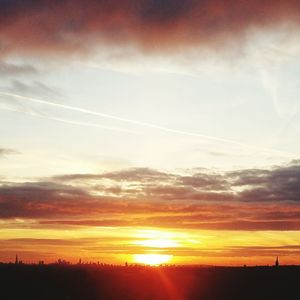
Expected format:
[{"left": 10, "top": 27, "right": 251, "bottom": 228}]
[{"left": 275, "top": 256, "right": 279, "bottom": 267}]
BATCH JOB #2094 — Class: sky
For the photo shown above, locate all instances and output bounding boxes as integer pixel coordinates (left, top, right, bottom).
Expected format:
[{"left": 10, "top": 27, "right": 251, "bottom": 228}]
[{"left": 1, "top": 0, "right": 300, "bottom": 266}]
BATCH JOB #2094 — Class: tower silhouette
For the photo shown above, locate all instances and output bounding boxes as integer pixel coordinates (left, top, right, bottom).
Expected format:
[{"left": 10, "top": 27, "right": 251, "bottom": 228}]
[
  {"left": 275, "top": 256, "right": 279, "bottom": 267},
  {"left": 15, "top": 254, "right": 18, "bottom": 264}
]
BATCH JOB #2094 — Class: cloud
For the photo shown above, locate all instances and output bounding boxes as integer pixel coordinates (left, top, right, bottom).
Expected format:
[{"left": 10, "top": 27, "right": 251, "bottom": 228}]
[
  {"left": 0, "top": 181, "right": 91, "bottom": 218},
  {"left": 0, "top": 147, "right": 19, "bottom": 157},
  {"left": 7, "top": 80, "right": 61, "bottom": 98},
  {"left": 230, "top": 163, "right": 300, "bottom": 201},
  {"left": 1, "top": 0, "right": 300, "bottom": 58},
  {"left": 55, "top": 168, "right": 174, "bottom": 182},
  {"left": 52, "top": 161, "right": 300, "bottom": 202},
  {"left": 179, "top": 172, "right": 228, "bottom": 190},
  {"left": 38, "top": 213, "right": 300, "bottom": 231},
  {"left": 0, "top": 62, "right": 37, "bottom": 76},
  {"left": 51, "top": 161, "right": 300, "bottom": 203},
  {"left": 223, "top": 245, "right": 300, "bottom": 258},
  {"left": 171, "top": 244, "right": 300, "bottom": 258},
  {"left": 0, "top": 161, "right": 300, "bottom": 230}
]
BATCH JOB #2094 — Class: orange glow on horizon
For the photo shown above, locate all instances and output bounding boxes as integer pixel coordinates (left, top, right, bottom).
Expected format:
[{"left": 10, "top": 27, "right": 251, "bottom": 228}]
[
  {"left": 133, "top": 254, "right": 173, "bottom": 265},
  {"left": 0, "top": 225, "right": 299, "bottom": 266}
]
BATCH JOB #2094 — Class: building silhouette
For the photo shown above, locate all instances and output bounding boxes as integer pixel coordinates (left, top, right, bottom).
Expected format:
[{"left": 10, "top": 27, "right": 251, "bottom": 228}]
[{"left": 15, "top": 254, "right": 18, "bottom": 264}]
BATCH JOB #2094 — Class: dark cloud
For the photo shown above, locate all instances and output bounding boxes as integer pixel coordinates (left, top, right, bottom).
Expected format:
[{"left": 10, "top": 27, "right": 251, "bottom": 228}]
[
  {"left": 54, "top": 168, "right": 233, "bottom": 201},
  {"left": 0, "top": 182, "right": 90, "bottom": 218},
  {"left": 259, "top": 210, "right": 300, "bottom": 220},
  {"left": 229, "top": 169, "right": 270, "bottom": 186},
  {"left": 232, "top": 164, "right": 300, "bottom": 202},
  {"left": 1, "top": 0, "right": 300, "bottom": 57},
  {"left": 178, "top": 172, "right": 228, "bottom": 190},
  {"left": 53, "top": 161, "right": 300, "bottom": 202},
  {"left": 143, "top": 185, "right": 234, "bottom": 201}
]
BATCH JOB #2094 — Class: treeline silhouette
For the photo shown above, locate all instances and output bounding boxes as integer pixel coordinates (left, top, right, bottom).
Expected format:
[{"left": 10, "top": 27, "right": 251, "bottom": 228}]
[{"left": 0, "top": 264, "right": 299, "bottom": 300}]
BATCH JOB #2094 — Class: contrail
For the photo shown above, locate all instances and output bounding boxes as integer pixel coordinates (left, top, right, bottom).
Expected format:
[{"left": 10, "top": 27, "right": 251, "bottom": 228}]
[
  {"left": 47, "top": 116, "right": 139, "bottom": 134},
  {"left": 0, "top": 105, "right": 138, "bottom": 135},
  {"left": 0, "top": 91, "right": 246, "bottom": 143},
  {"left": 0, "top": 91, "right": 295, "bottom": 158}
]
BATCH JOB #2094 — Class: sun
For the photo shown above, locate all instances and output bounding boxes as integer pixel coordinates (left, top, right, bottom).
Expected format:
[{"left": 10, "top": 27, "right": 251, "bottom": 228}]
[{"left": 133, "top": 254, "right": 173, "bottom": 266}]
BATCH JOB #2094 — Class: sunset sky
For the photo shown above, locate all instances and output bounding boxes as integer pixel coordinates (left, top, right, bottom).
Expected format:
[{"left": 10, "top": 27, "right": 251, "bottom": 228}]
[{"left": 1, "top": 0, "right": 300, "bottom": 266}]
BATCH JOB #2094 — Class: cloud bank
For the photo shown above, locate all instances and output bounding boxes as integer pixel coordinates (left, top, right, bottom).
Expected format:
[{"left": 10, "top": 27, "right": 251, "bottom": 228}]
[
  {"left": 1, "top": 0, "right": 300, "bottom": 57},
  {"left": 1, "top": 161, "right": 300, "bottom": 230}
]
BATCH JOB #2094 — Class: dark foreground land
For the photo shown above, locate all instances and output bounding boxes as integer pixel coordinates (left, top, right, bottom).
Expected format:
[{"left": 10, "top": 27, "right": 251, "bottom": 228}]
[{"left": 0, "top": 264, "right": 299, "bottom": 300}]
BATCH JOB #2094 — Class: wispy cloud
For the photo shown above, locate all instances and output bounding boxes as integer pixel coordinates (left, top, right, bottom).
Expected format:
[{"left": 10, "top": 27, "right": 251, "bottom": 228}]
[
  {"left": 0, "top": 62, "right": 38, "bottom": 76},
  {"left": 0, "top": 147, "right": 19, "bottom": 157},
  {"left": 7, "top": 80, "right": 61, "bottom": 98}
]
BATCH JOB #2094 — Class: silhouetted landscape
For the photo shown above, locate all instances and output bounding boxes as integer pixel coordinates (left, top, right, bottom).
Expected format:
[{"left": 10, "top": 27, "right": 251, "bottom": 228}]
[{"left": 0, "top": 263, "right": 299, "bottom": 300}]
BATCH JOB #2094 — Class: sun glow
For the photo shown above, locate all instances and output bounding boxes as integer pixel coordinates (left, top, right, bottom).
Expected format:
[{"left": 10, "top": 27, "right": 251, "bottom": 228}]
[
  {"left": 134, "top": 229, "right": 180, "bottom": 248},
  {"left": 135, "top": 238, "right": 178, "bottom": 248},
  {"left": 133, "top": 254, "right": 173, "bottom": 265}
]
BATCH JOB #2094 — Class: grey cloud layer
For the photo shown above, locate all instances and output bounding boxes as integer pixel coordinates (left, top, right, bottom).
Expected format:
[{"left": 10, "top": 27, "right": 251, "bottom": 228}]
[
  {"left": 54, "top": 162, "right": 300, "bottom": 202},
  {"left": 0, "top": 161, "right": 300, "bottom": 230},
  {"left": 230, "top": 164, "right": 300, "bottom": 202}
]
